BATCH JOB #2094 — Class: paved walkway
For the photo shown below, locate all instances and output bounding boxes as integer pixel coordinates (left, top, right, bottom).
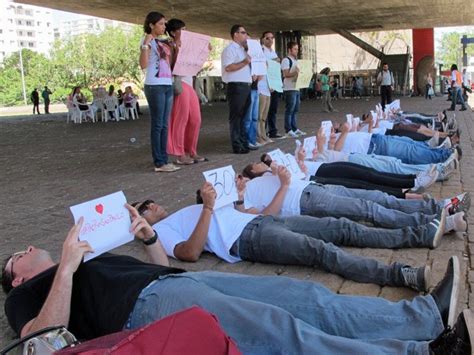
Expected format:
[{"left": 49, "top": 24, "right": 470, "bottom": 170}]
[{"left": 0, "top": 96, "right": 472, "bottom": 347}]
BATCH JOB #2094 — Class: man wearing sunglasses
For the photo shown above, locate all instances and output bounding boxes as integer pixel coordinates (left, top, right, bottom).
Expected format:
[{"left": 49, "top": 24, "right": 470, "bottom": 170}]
[
  {"left": 1, "top": 203, "right": 471, "bottom": 354},
  {"left": 221, "top": 24, "right": 253, "bottom": 154}
]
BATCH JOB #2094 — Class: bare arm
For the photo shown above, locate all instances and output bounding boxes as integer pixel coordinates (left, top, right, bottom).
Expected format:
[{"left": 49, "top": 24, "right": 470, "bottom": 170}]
[
  {"left": 139, "top": 34, "right": 154, "bottom": 70},
  {"left": 334, "top": 123, "right": 350, "bottom": 152},
  {"left": 260, "top": 166, "right": 291, "bottom": 216},
  {"left": 173, "top": 183, "right": 216, "bottom": 262},
  {"left": 21, "top": 219, "right": 93, "bottom": 337},
  {"left": 283, "top": 67, "right": 299, "bottom": 78}
]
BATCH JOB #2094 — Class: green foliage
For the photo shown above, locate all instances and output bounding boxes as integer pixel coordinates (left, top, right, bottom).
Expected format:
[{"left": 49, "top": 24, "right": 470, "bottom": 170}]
[
  {"left": 436, "top": 31, "right": 474, "bottom": 68},
  {"left": 0, "top": 25, "right": 144, "bottom": 106}
]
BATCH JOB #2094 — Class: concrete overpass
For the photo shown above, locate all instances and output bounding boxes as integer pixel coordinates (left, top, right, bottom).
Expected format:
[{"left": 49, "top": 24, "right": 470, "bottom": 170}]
[{"left": 15, "top": 0, "right": 474, "bottom": 38}]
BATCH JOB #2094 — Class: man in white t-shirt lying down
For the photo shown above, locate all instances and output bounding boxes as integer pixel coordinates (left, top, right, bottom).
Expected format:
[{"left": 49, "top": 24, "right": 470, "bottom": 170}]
[{"left": 134, "top": 180, "right": 449, "bottom": 292}]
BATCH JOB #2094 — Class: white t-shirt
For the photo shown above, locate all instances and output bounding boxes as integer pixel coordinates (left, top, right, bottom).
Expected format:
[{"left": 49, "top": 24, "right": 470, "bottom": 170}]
[
  {"left": 143, "top": 38, "right": 173, "bottom": 86},
  {"left": 221, "top": 42, "right": 252, "bottom": 83},
  {"left": 339, "top": 132, "right": 373, "bottom": 154},
  {"left": 281, "top": 56, "right": 298, "bottom": 91},
  {"left": 154, "top": 204, "right": 256, "bottom": 263},
  {"left": 244, "top": 175, "right": 311, "bottom": 216},
  {"left": 305, "top": 161, "right": 324, "bottom": 176},
  {"left": 315, "top": 150, "right": 350, "bottom": 163}
]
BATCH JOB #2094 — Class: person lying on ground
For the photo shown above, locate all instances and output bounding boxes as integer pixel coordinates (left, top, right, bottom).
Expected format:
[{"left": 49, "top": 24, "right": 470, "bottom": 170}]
[{"left": 1, "top": 208, "right": 470, "bottom": 354}]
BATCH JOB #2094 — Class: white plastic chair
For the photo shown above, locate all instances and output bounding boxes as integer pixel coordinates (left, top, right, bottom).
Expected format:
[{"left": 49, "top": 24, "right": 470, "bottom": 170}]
[
  {"left": 103, "top": 96, "right": 120, "bottom": 122},
  {"left": 124, "top": 98, "right": 138, "bottom": 120}
]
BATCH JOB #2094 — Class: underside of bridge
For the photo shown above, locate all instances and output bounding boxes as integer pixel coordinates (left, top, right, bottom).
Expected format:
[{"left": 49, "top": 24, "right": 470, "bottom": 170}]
[{"left": 15, "top": 0, "right": 474, "bottom": 38}]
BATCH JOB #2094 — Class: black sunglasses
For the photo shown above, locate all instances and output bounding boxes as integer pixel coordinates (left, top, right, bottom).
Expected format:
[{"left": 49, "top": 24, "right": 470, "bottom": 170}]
[{"left": 137, "top": 200, "right": 154, "bottom": 216}]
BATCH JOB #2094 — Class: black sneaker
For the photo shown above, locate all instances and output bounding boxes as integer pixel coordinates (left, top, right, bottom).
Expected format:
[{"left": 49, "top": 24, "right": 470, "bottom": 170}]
[
  {"left": 430, "top": 208, "right": 446, "bottom": 249},
  {"left": 430, "top": 256, "right": 460, "bottom": 327},
  {"left": 429, "top": 309, "right": 473, "bottom": 355},
  {"left": 401, "top": 265, "right": 431, "bottom": 292}
]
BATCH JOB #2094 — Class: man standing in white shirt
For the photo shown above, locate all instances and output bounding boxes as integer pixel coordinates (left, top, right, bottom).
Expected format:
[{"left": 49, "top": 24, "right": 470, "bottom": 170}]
[
  {"left": 261, "top": 31, "right": 283, "bottom": 139},
  {"left": 281, "top": 42, "right": 305, "bottom": 137},
  {"left": 377, "top": 63, "right": 394, "bottom": 110},
  {"left": 221, "top": 25, "right": 253, "bottom": 154}
]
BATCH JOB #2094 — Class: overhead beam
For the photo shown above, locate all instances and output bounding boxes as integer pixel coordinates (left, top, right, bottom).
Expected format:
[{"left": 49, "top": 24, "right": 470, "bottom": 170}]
[{"left": 332, "top": 29, "right": 383, "bottom": 59}]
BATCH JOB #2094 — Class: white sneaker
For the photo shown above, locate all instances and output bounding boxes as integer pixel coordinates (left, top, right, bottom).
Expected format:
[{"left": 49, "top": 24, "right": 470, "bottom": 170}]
[
  {"left": 413, "top": 170, "right": 439, "bottom": 192},
  {"left": 294, "top": 129, "right": 307, "bottom": 136},
  {"left": 154, "top": 163, "right": 181, "bottom": 172},
  {"left": 437, "top": 138, "right": 452, "bottom": 149},
  {"left": 287, "top": 130, "right": 298, "bottom": 138},
  {"left": 445, "top": 212, "right": 467, "bottom": 233}
]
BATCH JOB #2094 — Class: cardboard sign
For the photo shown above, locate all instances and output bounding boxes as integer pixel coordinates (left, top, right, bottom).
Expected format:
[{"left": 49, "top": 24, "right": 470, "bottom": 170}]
[
  {"left": 203, "top": 165, "right": 238, "bottom": 209},
  {"left": 295, "top": 60, "right": 313, "bottom": 89},
  {"left": 321, "top": 120, "right": 332, "bottom": 149},
  {"left": 303, "top": 136, "right": 317, "bottom": 160},
  {"left": 70, "top": 191, "right": 132, "bottom": 261},
  {"left": 247, "top": 39, "right": 267, "bottom": 76},
  {"left": 172, "top": 30, "right": 211, "bottom": 77},
  {"left": 267, "top": 149, "right": 305, "bottom": 179},
  {"left": 266, "top": 59, "right": 283, "bottom": 92}
]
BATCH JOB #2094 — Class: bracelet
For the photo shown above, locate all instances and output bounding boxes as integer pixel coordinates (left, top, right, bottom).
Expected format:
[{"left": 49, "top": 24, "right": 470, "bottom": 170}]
[
  {"left": 203, "top": 205, "right": 213, "bottom": 213},
  {"left": 142, "top": 230, "right": 158, "bottom": 246},
  {"left": 234, "top": 200, "right": 244, "bottom": 206},
  {"left": 141, "top": 44, "right": 150, "bottom": 50}
]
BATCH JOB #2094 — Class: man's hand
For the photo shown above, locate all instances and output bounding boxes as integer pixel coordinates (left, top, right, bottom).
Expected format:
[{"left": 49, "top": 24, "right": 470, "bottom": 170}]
[
  {"left": 316, "top": 126, "right": 327, "bottom": 145},
  {"left": 58, "top": 218, "right": 93, "bottom": 275},
  {"left": 243, "top": 54, "right": 251, "bottom": 65},
  {"left": 341, "top": 122, "right": 350, "bottom": 133},
  {"left": 201, "top": 182, "right": 217, "bottom": 209},
  {"left": 125, "top": 204, "right": 155, "bottom": 242},
  {"left": 277, "top": 166, "right": 291, "bottom": 186},
  {"left": 329, "top": 127, "right": 337, "bottom": 147},
  {"left": 236, "top": 175, "right": 248, "bottom": 198},
  {"left": 312, "top": 147, "right": 319, "bottom": 160},
  {"left": 296, "top": 146, "right": 306, "bottom": 162}
]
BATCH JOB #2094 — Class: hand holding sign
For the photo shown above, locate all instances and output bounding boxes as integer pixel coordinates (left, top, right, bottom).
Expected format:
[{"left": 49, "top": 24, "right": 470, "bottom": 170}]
[
  {"left": 247, "top": 39, "right": 267, "bottom": 76},
  {"left": 59, "top": 217, "right": 94, "bottom": 275},
  {"left": 203, "top": 165, "right": 238, "bottom": 209},
  {"left": 321, "top": 121, "right": 332, "bottom": 148},
  {"left": 303, "top": 136, "right": 316, "bottom": 159}
]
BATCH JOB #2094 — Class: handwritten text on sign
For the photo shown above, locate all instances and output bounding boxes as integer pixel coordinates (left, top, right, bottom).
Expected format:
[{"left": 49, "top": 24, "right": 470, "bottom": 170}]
[
  {"left": 172, "top": 30, "right": 211, "bottom": 77},
  {"left": 267, "top": 149, "right": 305, "bottom": 180},
  {"left": 247, "top": 39, "right": 267, "bottom": 76},
  {"left": 203, "top": 165, "right": 238, "bottom": 209},
  {"left": 303, "top": 136, "right": 317, "bottom": 160},
  {"left": 321, "top": 120, "right": 332, "bottom": 149},
  {"left": 70, "top": 191, "right": 132, "bottom": 262}
]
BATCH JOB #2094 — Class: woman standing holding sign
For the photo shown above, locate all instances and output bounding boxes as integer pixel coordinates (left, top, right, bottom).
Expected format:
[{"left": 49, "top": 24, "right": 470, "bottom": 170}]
[
  {"left": 140, "top": 12, "right": 179, "bottom": 173},
  {"left": 166, "top": 19, "right": 206, "bottom": 165}
]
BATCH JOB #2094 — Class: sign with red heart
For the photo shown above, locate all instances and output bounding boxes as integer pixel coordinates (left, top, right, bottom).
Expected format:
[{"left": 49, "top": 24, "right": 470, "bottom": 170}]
[{"left": 95, "top": 204, "right": 104, "bottom": 214}]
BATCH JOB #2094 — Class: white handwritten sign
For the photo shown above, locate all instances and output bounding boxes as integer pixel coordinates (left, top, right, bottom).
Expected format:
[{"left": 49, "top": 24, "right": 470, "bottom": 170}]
[
  {"left": 203, "top": 165, "right": 238, "bottom": 209},
  {"left": 247, "top": 39, "right": 267, "bottom": 76},
  {"left": 303, "top": 136, "right": 317, "bottom": 160},
  {"left": 387, "top": 99, "right": 401, "bottom": 112},
  {"left": 346, "top": 114, "right": 353, "bottom": 130},
  {"left": 70, "top": 191, "right": 132, "bottom": 262},
  {"left": 295, "top": 60, "right": 313, "bottom": 90},
  {"left": 267, "top": 149, "right": 305, "bottom": 179},
  {"left": 321, "top": 120, "right": 332, "bottom": 149},
  {"left": 371, "top": 110, "right": 378, "bottom": 127},
  {"left": 352, "top": 117, "right": 360, "bottom": 130},
  {"left": 172, "top": 30, "right": 211, "bottom": 77},
  {"left": 266, "top": 60, "right": 283, "bottom": 92}
]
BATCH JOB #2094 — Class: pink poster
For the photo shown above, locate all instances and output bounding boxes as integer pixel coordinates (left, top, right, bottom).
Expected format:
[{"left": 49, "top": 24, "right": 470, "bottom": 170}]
[{"left": 173, "top": 30, "right": 211, "bottom": 77}]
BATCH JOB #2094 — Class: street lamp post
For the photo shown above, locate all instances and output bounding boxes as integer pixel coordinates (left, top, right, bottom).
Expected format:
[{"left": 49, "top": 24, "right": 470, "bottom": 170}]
[{"left": 19, "top": 48, "right": 27, "bottom": 105}]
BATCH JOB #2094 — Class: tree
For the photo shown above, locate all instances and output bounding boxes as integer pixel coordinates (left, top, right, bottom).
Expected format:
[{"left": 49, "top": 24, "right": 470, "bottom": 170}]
[{"left": 436, "top": 31, "right": 474, "bottom": 68}]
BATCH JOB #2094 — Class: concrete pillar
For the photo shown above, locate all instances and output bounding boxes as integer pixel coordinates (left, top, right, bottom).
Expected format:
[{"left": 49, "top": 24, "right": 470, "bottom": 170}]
[{"left": 412, "top": 28, "right": 434, "bottom": 95}]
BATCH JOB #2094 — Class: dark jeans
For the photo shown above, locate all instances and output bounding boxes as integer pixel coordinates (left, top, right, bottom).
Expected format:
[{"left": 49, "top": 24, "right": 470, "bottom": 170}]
[
  {"left": 266, "top": 91, "right": 280, "bottom": 137},
  {"left": 144, "top": 84, "right": 173, "bottom": 167},
  {"left": 44, "top": 99, "right": 50, "bottom": 114},
  {"left": 283, "top": 90, "right": 300, "bottom": 132},
  {"left": 380, "top": 85, "right": 392, "bottom": 110},
  {"left": 385, "top": 128, "right": 429, "bottom": 142},
  {"left": 237, "top": 215, "right": 434, "bottom": 286},
  {"left": 227, "top": 83, "right": 251, "bottom": 152},
  {"left": 311, "top": 176, "right": 405, "bottom": 198},
  {"left": 450, "top": 87, "right": 467, "bottom": 110},
  {"left": 33, "top": 102, "right": 40, "bottom": 114}
]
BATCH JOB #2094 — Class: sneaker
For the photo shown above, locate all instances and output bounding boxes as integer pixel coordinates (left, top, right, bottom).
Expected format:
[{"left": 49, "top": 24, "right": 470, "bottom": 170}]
[
  {"left": 265, "top": 137, "right": 274, "bottom": 143},
  {"left": 444, "top": 192, "right": 471, "bottom": 215},
  {"left": 429, "top": 309, "right": 473, "bottom": 355},
  {"left": 154, "top": 163, "right": 181, "bottom": 172},
  {"left": 445, "top": 212, "right": 468, "bottom": 233},
  {"left": 401, "top": 265, "right": 431, "bottom": 292},
  {"left": 460, "top": 107, "right": 467, "bottom": 111},
  {"left": 294, "top": 129, "right": 307, "bottom": 136},
  {"left": 413, "top": 170, "right": 439, "bottom": 192},
  {"left": 430, "top": 208, "right": 447, "bottom": 248},
  {"left": 247, "top": 143, "right": 259, "bottom": 150},
  {"left": 430, "top": 256, "right": 460, "bottom": 327},
  {"left": 437, "top": 138, "right": 452, "bottom": 149},
  {"left": 287, "top": 130, "right": 298, "bottom": 138},
  {"left": 269, "top": 133, "right": 283, "bottom": 139}
]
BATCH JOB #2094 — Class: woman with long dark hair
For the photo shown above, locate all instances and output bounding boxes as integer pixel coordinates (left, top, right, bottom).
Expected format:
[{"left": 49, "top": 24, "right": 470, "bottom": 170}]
[{"left": 139, "top": 12, "right": 179, "bottom": 172}]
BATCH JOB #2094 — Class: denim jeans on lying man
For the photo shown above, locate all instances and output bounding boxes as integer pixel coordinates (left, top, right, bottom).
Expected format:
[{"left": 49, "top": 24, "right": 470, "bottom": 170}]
[
  {"left": 299, "top": 184, "right": 440, "bottom": 229},
  {"left": 127, "top": 271, "right": 443, "bottom": 354},
  {"left": 348, "top": 152, "right": 433, "bottom": 176},
  {"left": 369, "top": 133, "right": 452, "bottom": 165}
]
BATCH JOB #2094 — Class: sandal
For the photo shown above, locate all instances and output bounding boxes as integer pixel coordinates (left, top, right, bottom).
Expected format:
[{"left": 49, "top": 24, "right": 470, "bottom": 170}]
[
  {"left": 191, "top": 155, "right": 208, "bottom": 163},
  {"left": 175, "top": 158, "right": 196, "bottom": 165}
]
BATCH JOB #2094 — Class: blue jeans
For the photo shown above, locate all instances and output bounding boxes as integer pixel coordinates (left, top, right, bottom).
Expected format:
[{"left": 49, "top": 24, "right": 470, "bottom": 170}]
[
  {"left": 349, "top": 153, "right": 433, "bottom": 175},
  {"left": 237, "top": 215, "right": 434, "bottom": 286},
  {"left": 127, "top": 271, "right": 442, "bottom": 354},
  {"left": 284, "top": 90, "right": 300, "bottom": 132},
  {"left": 144, "top": 84, "right": 173, "bottom": 167},
  {"left": 451, "top": 86, "right": 467, "bottom": 110},
  {"left": 299, "top": 184, "right": 440, "bottom": 228},
  {"left": 243, "top": 89, "right": 259, "bottom": 145},
  {"left": 370, "top": 134, "right": 452, "bottom": 164}
]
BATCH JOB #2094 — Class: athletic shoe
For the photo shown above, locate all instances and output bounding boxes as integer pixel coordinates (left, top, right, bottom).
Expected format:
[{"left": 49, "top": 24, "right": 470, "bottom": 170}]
[
  {"left": 430, "top": 208, "right": 447, "bottom": 248},
  {"left": 445, "top": 212, "right": 467, "bottom": 233},
  {"left": 429, "top": 309, "right": 473, "bottom": 355},
  {"left": 430, "top": 255, "right": 460, "bottom": 327},
  {"left": 401, "top": 265, "right": 431, "bottom": 292},
  {"left": 287, "top": 130, "right": 298, "bottom": 138},
  {"left": 444, "top": 192, "right": 471, "bottom": 215},
  {"left": 247, "top": 143, "right": 259, "bottom": 150},
  {"left": 294, "top": 129, "right": 307, "bottom": 136},
  {"left": 437, "top": 138, "right": 452, "bottom": 149},
  {"left": 413, "top": 170, "right": 439, "bottom": 192},
  {"left": 154, "top": 163, "right": 181, "bottom": 172}
]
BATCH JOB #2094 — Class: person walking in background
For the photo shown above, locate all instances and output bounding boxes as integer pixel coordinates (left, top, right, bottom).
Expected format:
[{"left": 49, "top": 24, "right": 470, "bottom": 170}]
[
  {"left": 165, "top": 19, "right": 206, "bottom": 165},
  {"left": 42, "top": 86, "right": 52, "bottom": 114},
  {"left": 377, "top": 62, "right": 394, "bottom": 110},
  {"left": 425, "top": 73, "right": 434, "bottom": 100},
  {"left": 31, "top": 88, "right": 40, "bottom": 115},
  {"left": 320, "top": 67, "right": 336, "bottom": 113},
  {"left": 221, "top": 24, "right": 252, "bottom": 154},
  {"left": 139, "top": 11, "right": 180, "bottom": 173}
]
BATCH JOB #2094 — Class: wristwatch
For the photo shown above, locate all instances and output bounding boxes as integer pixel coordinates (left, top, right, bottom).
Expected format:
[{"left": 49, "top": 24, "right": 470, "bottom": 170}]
[
  {"left": 141, "top": 44, "right": 150, "bottom": 50},
  {"left": 234, "top": 200, "right": 244, "bottom": 206},
  {"left": 143, "top": 230, "right": 158, "bottom": 245}
]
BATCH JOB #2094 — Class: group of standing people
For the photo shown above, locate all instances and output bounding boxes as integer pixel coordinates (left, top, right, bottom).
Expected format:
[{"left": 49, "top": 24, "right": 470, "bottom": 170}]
[
  {"left": 140, "top": 12, "right": 205, "bottom": 172},
  {"left": 30, "top": 86, "right": 52, "bottom": 115}
]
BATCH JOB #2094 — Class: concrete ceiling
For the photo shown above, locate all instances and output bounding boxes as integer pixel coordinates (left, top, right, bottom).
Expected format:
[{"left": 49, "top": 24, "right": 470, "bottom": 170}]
[{"left": 17, "top": 0, "right": 474, "bottom": 37}]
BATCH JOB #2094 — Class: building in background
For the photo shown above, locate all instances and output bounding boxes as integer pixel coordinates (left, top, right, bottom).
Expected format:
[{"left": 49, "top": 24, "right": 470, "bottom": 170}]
[
  {"left": 53, "top": 16, "right": 135, "bottom": 39},
  {"left": 0, "top": 0, "right": 54, "bottom": 62}
]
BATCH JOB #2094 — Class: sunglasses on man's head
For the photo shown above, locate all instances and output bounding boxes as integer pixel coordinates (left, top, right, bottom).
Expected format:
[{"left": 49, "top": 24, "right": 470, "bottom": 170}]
[{"left": 137, "top": 200, "right": 154, "bottom": 216}]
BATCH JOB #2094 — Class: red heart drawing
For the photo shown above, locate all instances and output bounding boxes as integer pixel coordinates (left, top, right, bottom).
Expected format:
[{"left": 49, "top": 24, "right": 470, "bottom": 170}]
[{"left": 95, "top": 204, "right": 104, "bottom": 214}]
